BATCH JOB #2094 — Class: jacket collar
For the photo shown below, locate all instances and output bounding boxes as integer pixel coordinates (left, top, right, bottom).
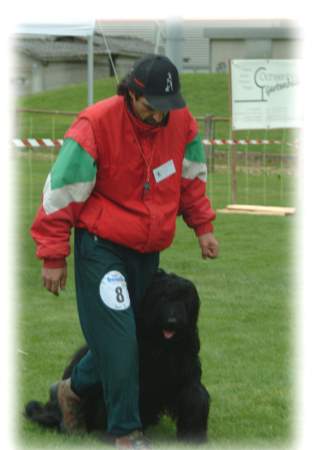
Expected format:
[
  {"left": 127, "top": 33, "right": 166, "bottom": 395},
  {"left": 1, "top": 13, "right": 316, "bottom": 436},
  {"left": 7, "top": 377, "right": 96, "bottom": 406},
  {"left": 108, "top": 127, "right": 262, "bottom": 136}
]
[{"left": 124, "top": 96, "right": 168, "bottom": 137}]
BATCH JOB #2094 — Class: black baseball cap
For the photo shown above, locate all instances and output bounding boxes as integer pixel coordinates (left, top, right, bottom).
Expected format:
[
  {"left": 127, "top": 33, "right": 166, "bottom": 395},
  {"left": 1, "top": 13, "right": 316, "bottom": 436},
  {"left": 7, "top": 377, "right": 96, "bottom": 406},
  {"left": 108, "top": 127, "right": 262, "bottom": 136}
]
[{"left": 128, "top": 54, "right": 186, "bottom": 112}]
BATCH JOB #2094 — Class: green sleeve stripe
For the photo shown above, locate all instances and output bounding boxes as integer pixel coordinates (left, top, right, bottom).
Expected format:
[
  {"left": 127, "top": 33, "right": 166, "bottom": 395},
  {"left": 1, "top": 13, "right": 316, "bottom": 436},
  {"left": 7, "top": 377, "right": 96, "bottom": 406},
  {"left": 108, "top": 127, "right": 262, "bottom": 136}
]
[
  {"left": 184, "top": 134, "right": 206, "bottom": 163},
  {"left": 51, "top": 138, "right": 96, "bottom": 190}
]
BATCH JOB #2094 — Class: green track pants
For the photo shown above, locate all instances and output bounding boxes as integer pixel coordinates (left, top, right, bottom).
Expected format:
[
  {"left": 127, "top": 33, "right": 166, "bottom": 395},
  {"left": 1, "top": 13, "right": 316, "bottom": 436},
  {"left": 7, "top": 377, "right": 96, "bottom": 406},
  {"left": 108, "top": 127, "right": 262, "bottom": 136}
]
[{"left": 70, "top": 228, "right": 159, "bottom": 437}]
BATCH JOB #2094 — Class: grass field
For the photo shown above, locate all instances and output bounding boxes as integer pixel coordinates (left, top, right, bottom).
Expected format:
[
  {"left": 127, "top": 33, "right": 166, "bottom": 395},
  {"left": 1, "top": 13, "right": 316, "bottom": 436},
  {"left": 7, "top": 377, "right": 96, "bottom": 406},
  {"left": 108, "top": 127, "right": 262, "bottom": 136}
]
[
  {"left": 15, "top": 75, "right": 296, "bottom": 449},
  {"left": 16, "top": 73, "right": 298, "bottom": 146},
  {"left": 16, "top": 73, "right": 297, "bottom": 208}
]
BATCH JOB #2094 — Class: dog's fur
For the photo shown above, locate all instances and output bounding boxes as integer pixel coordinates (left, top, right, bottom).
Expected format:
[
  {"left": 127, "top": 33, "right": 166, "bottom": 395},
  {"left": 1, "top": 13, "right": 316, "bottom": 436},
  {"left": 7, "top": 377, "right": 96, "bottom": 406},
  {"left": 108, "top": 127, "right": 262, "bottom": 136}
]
[{"left": 25, "top": 270, "right": 210, "bottom": 443}]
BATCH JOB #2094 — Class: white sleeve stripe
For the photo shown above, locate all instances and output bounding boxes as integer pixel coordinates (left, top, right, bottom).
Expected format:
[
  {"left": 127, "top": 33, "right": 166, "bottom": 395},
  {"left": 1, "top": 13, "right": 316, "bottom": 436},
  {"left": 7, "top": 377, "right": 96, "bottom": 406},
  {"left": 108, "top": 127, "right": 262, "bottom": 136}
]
[
  {"left": 182, "top": 158, "right": 207, "bottom": 182},
  {"left": 43, "top": 173, "right": 96, "bottom": 215}
]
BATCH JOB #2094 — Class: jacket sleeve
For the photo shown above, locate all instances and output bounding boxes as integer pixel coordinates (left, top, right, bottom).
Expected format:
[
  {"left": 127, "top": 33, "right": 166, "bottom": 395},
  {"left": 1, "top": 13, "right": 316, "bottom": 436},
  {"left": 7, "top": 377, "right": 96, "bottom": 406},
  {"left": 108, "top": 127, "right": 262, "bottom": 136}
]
[
  {"left": 30, "top": 119, "right": 97, "bottom": 268},
  {"left": 179, "top": 113, "right": 216, "bottom": 236}
]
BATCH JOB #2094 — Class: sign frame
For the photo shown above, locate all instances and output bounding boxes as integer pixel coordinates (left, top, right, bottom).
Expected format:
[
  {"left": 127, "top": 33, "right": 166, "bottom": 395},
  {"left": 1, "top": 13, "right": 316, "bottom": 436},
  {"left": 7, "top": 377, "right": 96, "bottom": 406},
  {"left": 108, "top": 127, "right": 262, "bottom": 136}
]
[{"left": 229, "top": 59, "right": 301, "bottom": 131}]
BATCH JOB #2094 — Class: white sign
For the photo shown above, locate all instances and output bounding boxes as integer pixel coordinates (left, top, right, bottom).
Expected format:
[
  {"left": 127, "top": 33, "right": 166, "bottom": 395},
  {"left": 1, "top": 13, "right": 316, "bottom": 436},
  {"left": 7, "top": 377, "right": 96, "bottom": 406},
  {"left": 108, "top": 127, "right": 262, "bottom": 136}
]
[{"left": 230, "top": 59, "right": 302, "bottom": 130}]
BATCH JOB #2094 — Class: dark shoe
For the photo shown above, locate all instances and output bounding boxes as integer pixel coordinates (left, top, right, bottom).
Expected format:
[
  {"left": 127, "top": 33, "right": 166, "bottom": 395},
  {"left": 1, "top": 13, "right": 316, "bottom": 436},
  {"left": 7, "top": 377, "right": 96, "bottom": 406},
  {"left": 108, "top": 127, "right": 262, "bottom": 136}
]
[
  {"left": 115, "top": 430, "right": 151, "bottom": 449},
  {"left": 50, "top": 378, "right": 85, "bottom": 433}
]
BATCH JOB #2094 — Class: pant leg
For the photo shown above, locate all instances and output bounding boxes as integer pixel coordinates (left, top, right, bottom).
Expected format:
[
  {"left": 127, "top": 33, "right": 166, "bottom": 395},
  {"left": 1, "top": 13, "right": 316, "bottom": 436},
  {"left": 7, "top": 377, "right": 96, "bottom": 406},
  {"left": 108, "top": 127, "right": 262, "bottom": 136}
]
[
  {"left": 125, "top": 247, "right": 160, "bottom": 313},
  {"left": 71, "top": 349, "right": 100, "bottom": 394},
  {"left": 71, "top": 228, "right": 141, "bottom": 437}
]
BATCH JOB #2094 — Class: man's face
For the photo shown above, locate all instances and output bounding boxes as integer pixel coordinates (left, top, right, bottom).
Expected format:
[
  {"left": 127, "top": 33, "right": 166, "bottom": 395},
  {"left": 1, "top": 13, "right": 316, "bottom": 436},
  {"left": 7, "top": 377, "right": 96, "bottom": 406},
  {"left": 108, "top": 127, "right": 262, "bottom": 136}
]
[{"left": 129, "top": 91, "right": 168, "bottom": 125}]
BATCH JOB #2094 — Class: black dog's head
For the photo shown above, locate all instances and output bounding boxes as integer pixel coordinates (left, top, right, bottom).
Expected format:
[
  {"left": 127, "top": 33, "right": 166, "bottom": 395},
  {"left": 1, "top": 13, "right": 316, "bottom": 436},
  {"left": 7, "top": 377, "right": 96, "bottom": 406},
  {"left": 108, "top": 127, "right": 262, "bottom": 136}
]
[{"left": 137, "top": 270, "right": 200, "bottom": 343}]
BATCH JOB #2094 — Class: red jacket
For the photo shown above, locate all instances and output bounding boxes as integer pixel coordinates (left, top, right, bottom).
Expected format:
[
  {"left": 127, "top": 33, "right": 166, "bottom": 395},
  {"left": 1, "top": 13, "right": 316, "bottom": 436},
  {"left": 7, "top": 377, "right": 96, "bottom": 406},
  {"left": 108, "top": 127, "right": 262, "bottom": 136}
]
[{"left": 31, "top": 96, "right": 216, "bottom": 267}]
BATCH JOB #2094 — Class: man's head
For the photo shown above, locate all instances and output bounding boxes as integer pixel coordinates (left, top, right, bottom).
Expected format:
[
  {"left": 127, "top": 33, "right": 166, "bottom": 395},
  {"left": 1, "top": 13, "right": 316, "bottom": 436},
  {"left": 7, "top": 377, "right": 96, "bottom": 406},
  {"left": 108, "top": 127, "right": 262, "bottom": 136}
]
[
  {"left": 128, "top": 91, "right": 168, "bottom": 125},
  {"left": 118, "top": 54, "right": 186, "bottom": 125}
]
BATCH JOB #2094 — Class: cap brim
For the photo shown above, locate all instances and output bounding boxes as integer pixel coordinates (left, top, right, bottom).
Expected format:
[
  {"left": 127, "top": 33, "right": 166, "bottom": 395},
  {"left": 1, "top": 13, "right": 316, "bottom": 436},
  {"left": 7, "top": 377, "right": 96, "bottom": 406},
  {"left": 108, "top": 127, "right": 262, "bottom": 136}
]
[{"left": 144, "top": 92, "right": 186, "bottom": 112}]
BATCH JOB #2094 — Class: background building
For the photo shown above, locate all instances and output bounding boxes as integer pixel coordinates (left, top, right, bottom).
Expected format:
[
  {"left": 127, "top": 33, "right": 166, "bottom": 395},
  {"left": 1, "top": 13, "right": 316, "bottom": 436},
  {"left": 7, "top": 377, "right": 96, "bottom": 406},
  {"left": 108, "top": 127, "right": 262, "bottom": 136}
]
[
  {"left": 12, "top": 33, "right": 163, "bottom": 96},
  {"left": 97, "top": 19, "right": 301, "bottom": 72},
  {"left": 12, "top": 19, "right": 301, "bottom": 96}
]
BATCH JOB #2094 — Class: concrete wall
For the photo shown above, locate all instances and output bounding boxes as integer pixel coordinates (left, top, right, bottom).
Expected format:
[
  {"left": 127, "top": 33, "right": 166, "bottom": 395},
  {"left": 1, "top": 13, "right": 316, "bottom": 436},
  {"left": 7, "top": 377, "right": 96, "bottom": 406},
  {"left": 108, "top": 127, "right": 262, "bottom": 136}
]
[
  {"left": 272, "top": 39, "right": 301, "bottom": 58},
  {"left": 97, "top": 20, "right": 212, "bottom": 71},
  {"left": 12, "top": 20, "right": 301, "bottom": 96},
  {"left": 12, "top": 53, "right": 138, "bottom": 97},
  {"left": 12, "top": 53, "right": 34, "bottom": 96},
  {"left": 208, "top": 38, "right": 301, "bottom": 73},
  {"left": 97, "top": 19, "right": 301, "bottom": 73},
  {"left": 210, "top": 40, "right": 245, "bottom": 72}
]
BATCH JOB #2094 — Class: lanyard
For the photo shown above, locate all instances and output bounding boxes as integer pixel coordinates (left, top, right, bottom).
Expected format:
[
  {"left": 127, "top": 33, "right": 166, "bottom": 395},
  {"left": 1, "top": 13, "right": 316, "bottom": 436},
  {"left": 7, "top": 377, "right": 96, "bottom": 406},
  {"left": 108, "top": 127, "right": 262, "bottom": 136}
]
[{"left": 127, "top": 117, "right": 156, "bottom": 194}]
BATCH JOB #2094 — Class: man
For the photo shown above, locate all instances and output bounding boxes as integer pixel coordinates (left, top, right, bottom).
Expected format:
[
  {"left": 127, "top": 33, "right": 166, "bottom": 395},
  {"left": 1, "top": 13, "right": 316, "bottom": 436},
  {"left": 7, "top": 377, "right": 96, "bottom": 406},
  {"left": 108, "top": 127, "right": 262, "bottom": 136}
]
[{"left": 31, "top": 54, "right": 218, "bottom": 449}]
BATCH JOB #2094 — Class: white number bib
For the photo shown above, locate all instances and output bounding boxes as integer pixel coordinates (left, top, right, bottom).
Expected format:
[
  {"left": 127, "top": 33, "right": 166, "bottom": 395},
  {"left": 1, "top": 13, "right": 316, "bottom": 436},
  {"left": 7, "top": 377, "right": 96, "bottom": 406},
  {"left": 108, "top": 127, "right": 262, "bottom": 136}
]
[{"left": 99, "top": 271, "right": 130, "bottom": 311}]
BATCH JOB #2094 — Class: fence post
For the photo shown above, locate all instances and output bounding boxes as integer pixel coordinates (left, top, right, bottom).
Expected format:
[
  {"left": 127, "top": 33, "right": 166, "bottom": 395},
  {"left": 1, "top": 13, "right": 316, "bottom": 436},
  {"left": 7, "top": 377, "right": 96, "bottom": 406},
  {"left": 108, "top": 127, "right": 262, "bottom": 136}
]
[
  {"left": 204, "top": 115, "right": 214, "bottom": 172},
  {"left": 231, "top": 130, "right": 238, "bottom": 204}
]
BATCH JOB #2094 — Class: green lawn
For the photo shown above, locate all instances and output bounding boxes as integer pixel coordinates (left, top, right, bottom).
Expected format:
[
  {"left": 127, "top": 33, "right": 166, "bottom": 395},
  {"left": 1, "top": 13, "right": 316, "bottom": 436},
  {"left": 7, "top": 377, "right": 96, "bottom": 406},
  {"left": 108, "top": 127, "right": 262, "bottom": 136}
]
[
  {"left": 15, "top": 73, "right": 296, "bottom": 209},
  {"left": 16, "top": 152, "right": 295, "bottom": 449},
  {"left": 16, "top": 73, "right": 297, "bottom": 148},
  {"left": 14, "top": 73, "right": 296, "bottom": 448}
]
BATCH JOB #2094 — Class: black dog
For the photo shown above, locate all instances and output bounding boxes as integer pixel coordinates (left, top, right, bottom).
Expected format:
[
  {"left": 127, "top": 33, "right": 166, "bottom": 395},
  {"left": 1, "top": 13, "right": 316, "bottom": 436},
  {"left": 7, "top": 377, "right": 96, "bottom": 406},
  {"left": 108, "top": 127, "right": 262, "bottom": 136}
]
[{"left": 25, "top": 270, "right": 210, "bottom": 443}]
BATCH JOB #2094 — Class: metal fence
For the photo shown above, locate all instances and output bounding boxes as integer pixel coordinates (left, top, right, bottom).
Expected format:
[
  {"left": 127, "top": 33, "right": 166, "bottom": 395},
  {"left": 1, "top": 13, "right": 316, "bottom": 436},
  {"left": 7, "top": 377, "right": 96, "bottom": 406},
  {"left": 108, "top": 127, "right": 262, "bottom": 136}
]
[
  {"left": 15, "top": 109, "right": 298, "bottom": 210},
  {"left": 200, "top": 116, "right": 298, "bottom": 209}
]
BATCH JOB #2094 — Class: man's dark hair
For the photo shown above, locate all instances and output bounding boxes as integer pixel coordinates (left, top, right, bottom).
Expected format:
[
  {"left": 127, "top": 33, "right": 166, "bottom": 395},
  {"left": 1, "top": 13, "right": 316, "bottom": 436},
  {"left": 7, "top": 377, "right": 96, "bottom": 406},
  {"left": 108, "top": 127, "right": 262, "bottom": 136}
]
[{"left": 117, "top": 73, "right": 142, "bottom": 99}]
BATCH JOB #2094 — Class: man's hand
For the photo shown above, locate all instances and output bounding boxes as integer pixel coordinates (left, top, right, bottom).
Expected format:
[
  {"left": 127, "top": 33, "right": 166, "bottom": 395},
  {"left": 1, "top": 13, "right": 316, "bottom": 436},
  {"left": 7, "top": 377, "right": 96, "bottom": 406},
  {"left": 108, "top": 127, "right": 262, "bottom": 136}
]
[
  {"left": 198, "top": 232, "right": 219, "bottom": 260},
  {"left": 42, "top": 266, "right": 67, "bottom": 296}
]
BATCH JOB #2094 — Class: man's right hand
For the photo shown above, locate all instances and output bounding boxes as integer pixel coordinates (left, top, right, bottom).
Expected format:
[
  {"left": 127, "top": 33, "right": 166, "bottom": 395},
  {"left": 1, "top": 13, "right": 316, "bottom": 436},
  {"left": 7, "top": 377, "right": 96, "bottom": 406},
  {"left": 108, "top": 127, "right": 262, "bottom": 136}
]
[{"left": 42, "top": 266, "right": 67, "bottom": 296}]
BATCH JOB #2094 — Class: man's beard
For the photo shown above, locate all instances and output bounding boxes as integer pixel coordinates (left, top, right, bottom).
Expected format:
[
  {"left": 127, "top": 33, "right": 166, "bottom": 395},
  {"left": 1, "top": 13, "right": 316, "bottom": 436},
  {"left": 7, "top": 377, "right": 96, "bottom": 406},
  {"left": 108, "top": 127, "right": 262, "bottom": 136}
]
[
  {"left": 143, "top": 113, "right": 169, "bottom": 126},
  {"left": 143, "top": 116, "right": 162, "bottom": 126}
]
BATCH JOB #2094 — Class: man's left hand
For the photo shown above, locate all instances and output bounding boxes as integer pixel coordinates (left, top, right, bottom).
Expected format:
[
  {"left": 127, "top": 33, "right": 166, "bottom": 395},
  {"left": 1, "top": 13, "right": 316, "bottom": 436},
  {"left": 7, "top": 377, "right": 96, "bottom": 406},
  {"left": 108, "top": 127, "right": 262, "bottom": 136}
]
[{"left": 198, "top": 232, "right": 219, "bottom": 259}]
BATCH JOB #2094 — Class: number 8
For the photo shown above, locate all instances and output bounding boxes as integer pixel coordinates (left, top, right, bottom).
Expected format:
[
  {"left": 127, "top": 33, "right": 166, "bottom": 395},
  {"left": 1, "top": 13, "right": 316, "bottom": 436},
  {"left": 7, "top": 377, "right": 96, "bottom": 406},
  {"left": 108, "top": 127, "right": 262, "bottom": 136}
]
[{"left": 115, "top": 286, "right": 125, "bottom": 303}]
